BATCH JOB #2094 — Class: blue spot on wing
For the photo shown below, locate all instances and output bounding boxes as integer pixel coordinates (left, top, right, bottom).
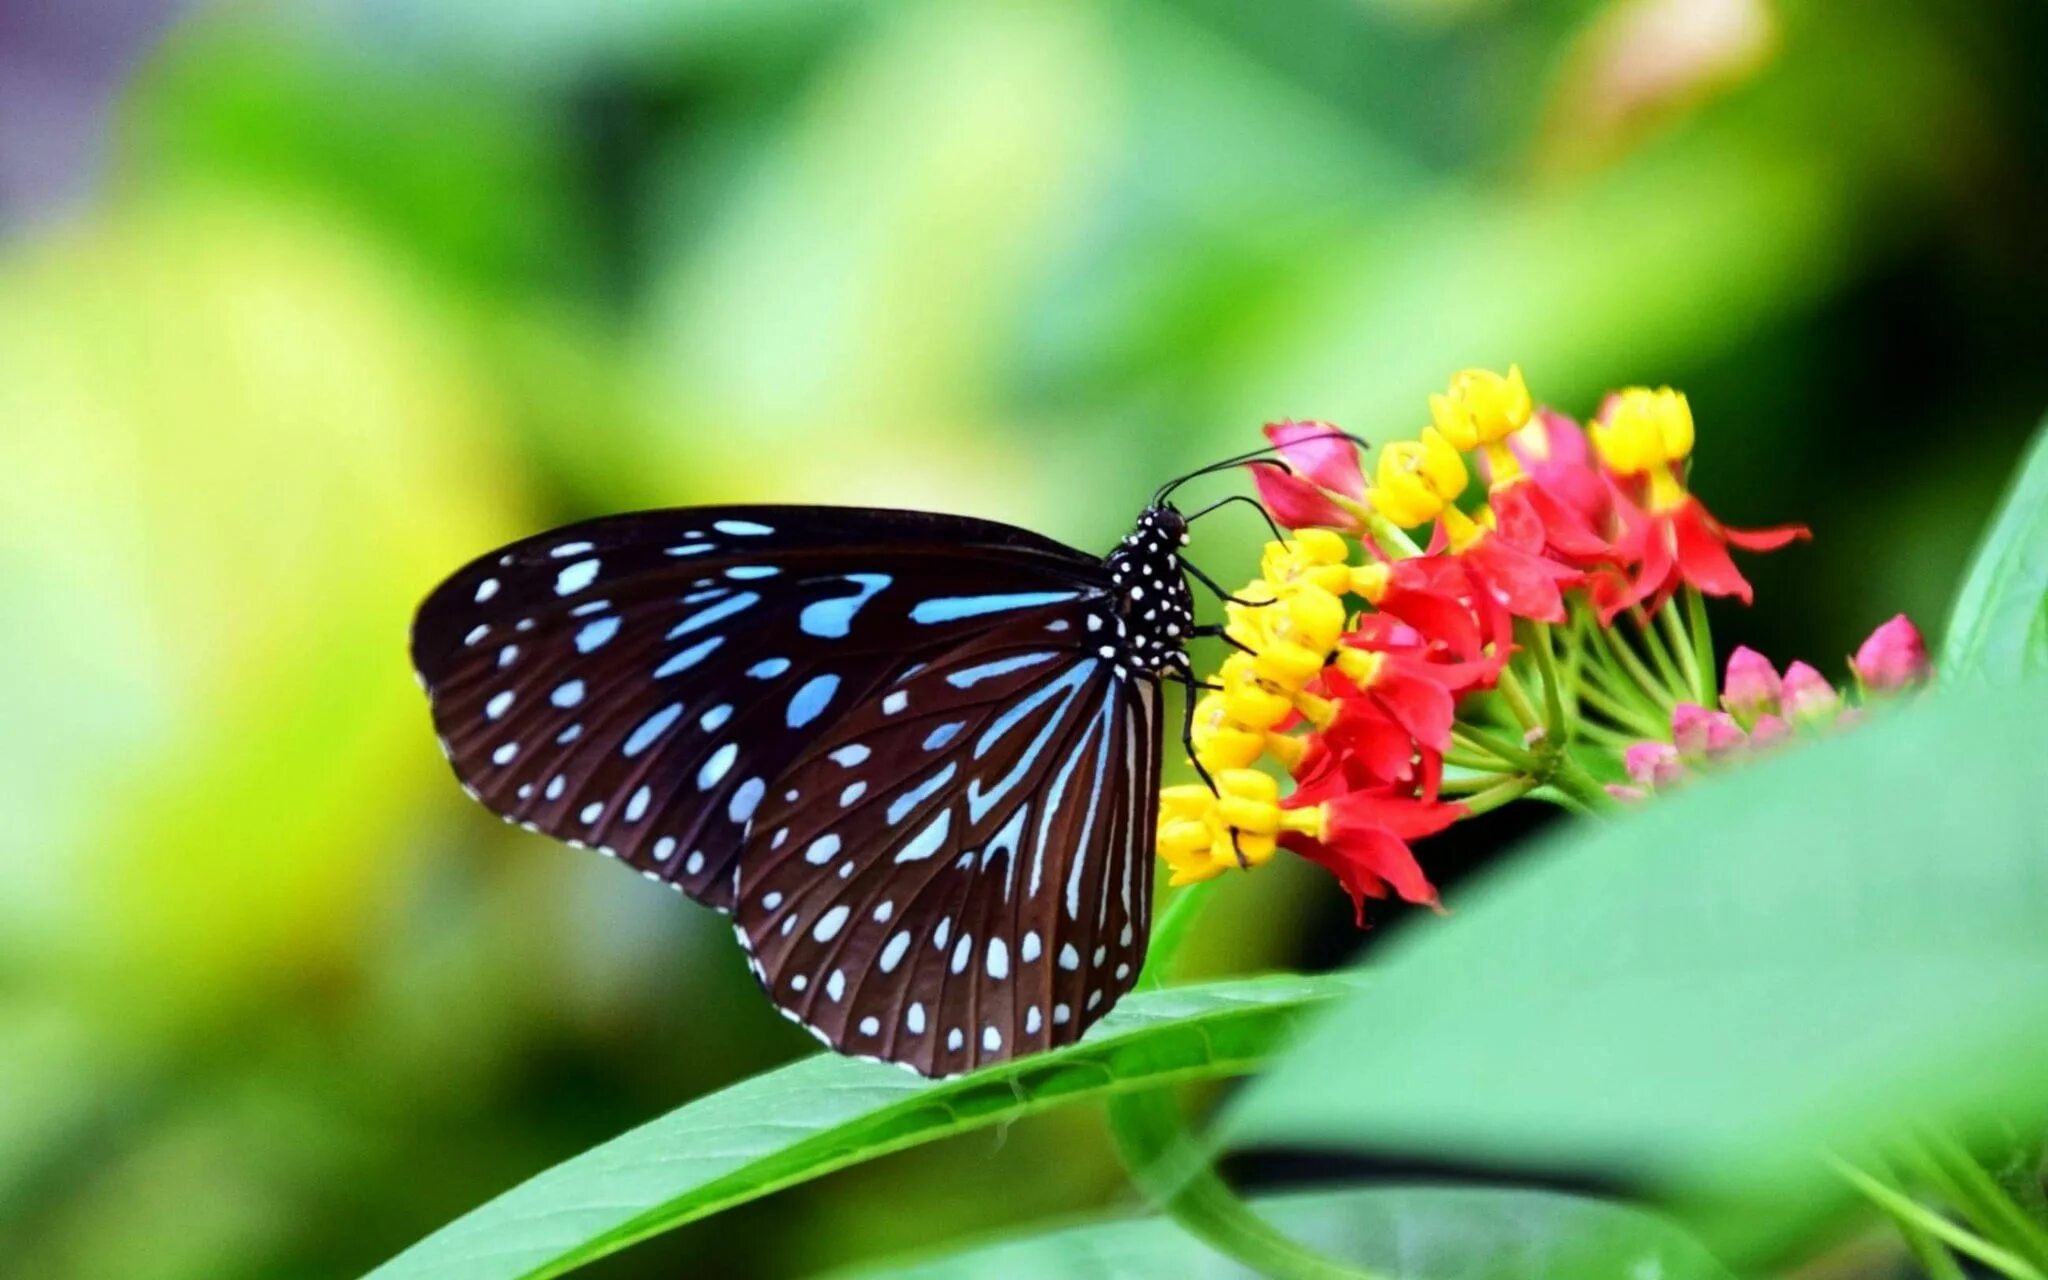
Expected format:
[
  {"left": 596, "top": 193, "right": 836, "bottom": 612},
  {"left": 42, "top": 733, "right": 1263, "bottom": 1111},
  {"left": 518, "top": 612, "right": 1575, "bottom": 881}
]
[
  {"left": 786, "top": 674, "right": 841, "bottom": 728},
  {"left": 947, "top": 651, "right": 1056, "bottom": 688},
  {"left": 655, "top": 635, "right": 723, "bottom": 677},
  {"left": 800, "top": 574, "right": 891, "bottom": 639},
  {"left": 910, "top": 591, "right": 1080, "bottom": 623},
  {"left": 887, "top": 762, "right": 958, "bottom": 825},
  {"left": 623, "top": 703, "right": 683, "bottom": 757},
  {"left": 575, "top": 617, "right": 621, "bottom": 652},
  {"left": 968, "top": 659, "right": 1098, "bottom": 823},
  {"left": 668, "top": 591, "right": 759, "bottom": 638}
]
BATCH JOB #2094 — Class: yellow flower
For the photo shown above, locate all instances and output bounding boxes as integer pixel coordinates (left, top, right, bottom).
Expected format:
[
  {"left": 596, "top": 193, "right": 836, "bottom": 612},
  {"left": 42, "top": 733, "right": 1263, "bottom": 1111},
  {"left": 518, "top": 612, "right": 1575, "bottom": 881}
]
[
  {"left": 1152, "top": 775, "right": 1322, "bottom": 887},
  {"left": 1157, "top": 784, "right": 1229, "bottom": 885},
  {"left": 1260, "top": 530, "right": 1353, "bottom": 597},
  {"left": 1348, "top": 561, "right": 1391, "bottom": 603},
  {"left": 1219, "top": 652, "right": 1293, "bottom": 729},
  {"left": 1333, "top": 646, "right": 1386, "bottom": 689},
  {"left": 1591, "top": 386, "right": 1694, "bottom": 511},
  {"left": 1222, "top": 579, "right": 1278, "bottom": 654},
  {"left": 1190, "top": 692, "right": 1264, "bottom": 771},
  {"left": 1249, "top": 586, "right": 1344, "bottom": 691},
  {"left": 1366, "top": 428, "right": 1468, "bottom": 528},
  {"left": 1429, "top": 365, "right": 1533, "bottom": 451},
  {"left": 1591, "top": 387, "right": 1694, "bottom": 474}
]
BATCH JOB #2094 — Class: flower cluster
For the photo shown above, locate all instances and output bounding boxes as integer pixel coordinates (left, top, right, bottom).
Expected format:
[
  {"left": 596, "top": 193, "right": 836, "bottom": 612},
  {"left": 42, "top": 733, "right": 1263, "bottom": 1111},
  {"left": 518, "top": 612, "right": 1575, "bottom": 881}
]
[
  {"left": 1159, "top": 366, "right": 1864, "bottom": 921},
  {"left": 1620, "top": 615, "right": 1933, "bottom": 795}
]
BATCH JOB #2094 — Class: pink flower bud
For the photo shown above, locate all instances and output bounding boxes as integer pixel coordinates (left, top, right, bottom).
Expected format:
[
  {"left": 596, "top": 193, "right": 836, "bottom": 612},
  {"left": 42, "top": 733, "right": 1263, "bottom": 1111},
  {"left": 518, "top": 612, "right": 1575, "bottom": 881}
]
[
  {"left": 1624, "top": 740, "right": 1685, "bottom": 787},
  {"left": 1670, "top": 702, "right": 1744, "bottom": 761},
  {"left": 1780, "top": 661, "right": 1839, "bottom": 722},
  {"left": 1249, "top": 463, "right": 1364, "bottom": 532},
  {"left": 1850, "top": 614, "right": 1931, "bottom": 692},
  {"left": 1265, "top": 420, "right": 1366, "bottom": 499},
  {"left": 1747, "top": 713, "right": 1792, "bottom": 750},
  {"left": 1720, "top": 645, "right": 1781, "bottom": 723}
]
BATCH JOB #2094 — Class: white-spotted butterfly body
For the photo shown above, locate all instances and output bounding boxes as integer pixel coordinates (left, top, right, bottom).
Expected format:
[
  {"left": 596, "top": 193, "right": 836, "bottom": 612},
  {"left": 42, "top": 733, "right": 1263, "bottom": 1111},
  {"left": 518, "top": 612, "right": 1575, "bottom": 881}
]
[
  {"left": 412, "top": 501, "right": 1200, "bottom": 1076},
  {"left": 1103, "top": 505, "right": 1197, "bottom": 678}
]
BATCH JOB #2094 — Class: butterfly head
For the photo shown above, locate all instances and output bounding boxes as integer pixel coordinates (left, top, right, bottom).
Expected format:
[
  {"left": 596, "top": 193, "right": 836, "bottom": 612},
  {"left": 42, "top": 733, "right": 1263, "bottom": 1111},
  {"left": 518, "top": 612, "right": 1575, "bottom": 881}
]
[{"left": 1103, "top": 505, "right": 1194, "bottom": 676}]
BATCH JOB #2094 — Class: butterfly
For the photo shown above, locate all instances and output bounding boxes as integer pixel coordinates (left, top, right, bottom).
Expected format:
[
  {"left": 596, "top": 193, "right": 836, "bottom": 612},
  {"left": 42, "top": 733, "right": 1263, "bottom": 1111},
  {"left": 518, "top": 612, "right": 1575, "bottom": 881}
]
[{"left": 408, "top": 450, "right": 1306, "bottom": 1077}]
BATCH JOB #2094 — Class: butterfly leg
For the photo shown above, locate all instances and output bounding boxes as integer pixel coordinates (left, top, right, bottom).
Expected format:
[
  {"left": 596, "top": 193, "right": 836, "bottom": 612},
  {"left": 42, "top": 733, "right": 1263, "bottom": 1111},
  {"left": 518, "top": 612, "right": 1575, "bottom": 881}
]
[
  {"left": 1168, "top": 659, "right": 1253, "bottom": 871},
  {"left": 1182, "top": 561, "right": 1278, "bottom": 608},
  {"left": 1192, "top": 622, "right": 1259, "bottom": 657}
]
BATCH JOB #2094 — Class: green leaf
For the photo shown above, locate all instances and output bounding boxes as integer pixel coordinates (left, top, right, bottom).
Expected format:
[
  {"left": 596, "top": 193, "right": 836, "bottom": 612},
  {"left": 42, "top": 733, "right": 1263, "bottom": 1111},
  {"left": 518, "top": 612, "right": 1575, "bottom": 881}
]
[
  {"left": 1943, "top": 417, "right": 2048, "bottom": 683},
  {"left": 367, "top": 975, "right": 1346, "bottom": 1280},
  {"left": 1225, "top": 679, "right": 2048, "bottom": 1259},
  {"left": 844, "top": 1186, "right": 1735, "bottom": 1280}
]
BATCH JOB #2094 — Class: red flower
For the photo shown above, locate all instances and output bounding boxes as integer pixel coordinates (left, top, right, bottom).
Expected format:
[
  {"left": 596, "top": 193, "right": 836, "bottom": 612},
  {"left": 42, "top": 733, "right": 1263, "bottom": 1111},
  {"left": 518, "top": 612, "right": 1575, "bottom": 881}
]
[
  {"left": 1596, "top": 484, "right": 1808, "bottom": 619},
  {"left": 1432, "top": 494, "right": 1584, "bottom": 624},
  {"left": 1279, "top": 781, "right": 1459, "bottom": 921},
  {"left": 1491, "top": 472, "right": 1615, "bottom": 567},
  {"left": 1508, "top": 408, "right": 1611, "bottom": 529},
  {"left": 1586, "top": 388, "right": 1808, "bottom": 618},
  {"left": 1352, "top": 553, "right": 1502, "bottom": 662}
]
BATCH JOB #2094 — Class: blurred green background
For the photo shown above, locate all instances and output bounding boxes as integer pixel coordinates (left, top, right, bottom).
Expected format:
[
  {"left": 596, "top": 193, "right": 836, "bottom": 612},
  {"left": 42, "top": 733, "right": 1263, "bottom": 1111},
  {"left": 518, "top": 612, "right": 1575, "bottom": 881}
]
[{"left": 3, "top": 1, "right": 2043, "bottom": 1276}]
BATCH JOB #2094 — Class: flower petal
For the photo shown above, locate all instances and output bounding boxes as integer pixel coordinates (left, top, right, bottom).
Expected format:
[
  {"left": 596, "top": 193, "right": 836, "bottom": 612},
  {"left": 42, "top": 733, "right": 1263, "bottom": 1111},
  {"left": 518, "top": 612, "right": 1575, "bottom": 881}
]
[
  {"left": 1265, "top": 420, "right": 1366, "bottom": 498},
  {"left": 1249, "top": 462, "right": 1363, "bottom": 532}
]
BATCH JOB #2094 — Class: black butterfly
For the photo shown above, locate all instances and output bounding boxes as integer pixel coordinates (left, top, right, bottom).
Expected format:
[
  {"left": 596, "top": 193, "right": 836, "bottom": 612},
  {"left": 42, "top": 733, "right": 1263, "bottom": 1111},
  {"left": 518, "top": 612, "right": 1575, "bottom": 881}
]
[{"left": 410, "top": 459, "right": 1294, "bottom": 1076}]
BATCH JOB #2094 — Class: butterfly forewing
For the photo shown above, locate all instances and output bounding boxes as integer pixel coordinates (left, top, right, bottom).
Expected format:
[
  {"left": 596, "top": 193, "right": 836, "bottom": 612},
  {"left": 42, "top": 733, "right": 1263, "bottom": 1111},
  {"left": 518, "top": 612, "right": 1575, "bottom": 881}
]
[
  {"left": 734, "top": 618, "right": 1160, "bottom": 1075},
  {"left": 411, "top": 507, "right": 1112, "bottom": 908}
]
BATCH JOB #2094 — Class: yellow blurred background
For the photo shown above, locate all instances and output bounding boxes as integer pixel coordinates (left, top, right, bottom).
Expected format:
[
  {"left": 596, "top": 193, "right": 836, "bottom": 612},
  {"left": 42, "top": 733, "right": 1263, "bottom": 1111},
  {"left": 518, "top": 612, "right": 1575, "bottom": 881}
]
[{"left": 2, "top": 1, "right": 2042, "bottom": 1275}]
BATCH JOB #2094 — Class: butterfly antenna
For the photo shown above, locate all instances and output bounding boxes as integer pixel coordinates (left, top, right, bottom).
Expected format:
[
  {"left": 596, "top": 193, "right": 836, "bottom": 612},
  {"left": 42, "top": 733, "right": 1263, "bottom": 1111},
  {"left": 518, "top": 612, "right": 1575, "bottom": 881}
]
[
  {"left": 1184, "top": 491, "right": 1285, "bottom": 543},
  {"left": 1151, "top": 430, "right": 1370, "bottom": 506},
  {"left": 1151, "top": 445, "right": 1282, "bottom": 505}
]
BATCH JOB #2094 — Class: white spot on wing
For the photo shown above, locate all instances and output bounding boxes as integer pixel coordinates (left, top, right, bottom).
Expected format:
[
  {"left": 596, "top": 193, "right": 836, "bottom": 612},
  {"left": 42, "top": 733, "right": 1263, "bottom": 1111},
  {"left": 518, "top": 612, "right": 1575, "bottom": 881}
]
[{"left": 812, "top": 905, "right": 850, "bottom": 942}]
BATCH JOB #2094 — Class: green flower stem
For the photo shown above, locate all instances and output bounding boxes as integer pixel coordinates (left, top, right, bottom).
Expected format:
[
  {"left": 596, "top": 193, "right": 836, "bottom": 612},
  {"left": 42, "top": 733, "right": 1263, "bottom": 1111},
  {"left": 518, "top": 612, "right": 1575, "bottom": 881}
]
[
  {"left": 1573, "top": 677, "right": 1668, "bottom": 741},
  {"left": 1136, "top": 881, "right": 1217, "bottom": 992},
  {"left": 1116, "top": 878, "right": 1381, "bottom": 1278},
  {"left": 1832, "top": 1155, "right": 2048, "bottom": 1280},
  {"left": 1992, "top": 1133, "right": 2048, "bottom": 1231},
  {"left": 1458, "top": 776, "right": 1537, "bottom": 816},
  {"left": 1631, "top": 606, "right": 1691, "bottom": 700},
  {"left": 1583, "top": 606, "right": 1677, "bottom": 713},
  {"left": 1684, "top": 588, "right": 1719, "bottom": 706},
  {"left": 1546, "top": 752, "right": 1623, "bottom": 813},
  {"left": 1570, "top": 718, "right": 1648, "bottom": 752},
  {"left": 1528, "top": 785, "right": 1599, "bottom": 816},
  {"left": 1658, "top": 599, "right": 1708, "bottom": 706},
  {"left": 1528, "top": 621, "right": 1569, "bottom": 736},
  {"left": 1357, "top": 508, "right": 1422, "bottom": 560},
  {"left": 1452, "top": 724, "right": 1542, "bottom": 773},
  {"left": 1575, "top": 639, "right": 1672, "bottom": 727},
  {"left": 1903, "top": 1132, "right": 2048, "bottom": 1269},
  {"left": 1440, "top": 771, "right": 1513, "bottom": 796},
  {"left": 1866, "top": 1154, "right": 1972, "bottom": 1280},
  {"left": 1496, "top": 665, "right": 1545, "bottom": 733},
  {"left": 1107, "top": 1087, "right": 1385, "bottom": 1280},
  {"left": 1444, "top": 746, "right": 1517, "bottom": 773}
]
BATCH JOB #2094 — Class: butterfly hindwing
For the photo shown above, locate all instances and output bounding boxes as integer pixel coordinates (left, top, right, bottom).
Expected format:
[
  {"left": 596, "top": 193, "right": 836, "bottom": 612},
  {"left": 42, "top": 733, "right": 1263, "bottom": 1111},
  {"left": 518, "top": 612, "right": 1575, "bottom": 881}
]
[
  {"left": 410, "top": 506, "right": 1115, "bottom": 908},
  {"left": 733, "top": 615, "right": 1160, "bottom": 1075}
]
